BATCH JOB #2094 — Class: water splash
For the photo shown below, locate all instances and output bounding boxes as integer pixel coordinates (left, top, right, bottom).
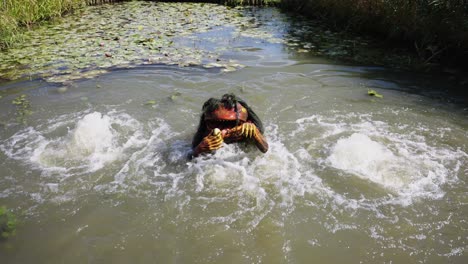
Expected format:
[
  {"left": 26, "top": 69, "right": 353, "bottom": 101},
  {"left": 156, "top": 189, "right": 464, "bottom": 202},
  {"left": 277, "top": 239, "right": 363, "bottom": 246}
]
[
  {"left": 327, "top": 133, "right": 415, "bottom": 190},
  {"left": 295, "top": 111, "right": 466, "bottom": 207},
  {"left": 2, "top": 111, "right": 146, "bottom": 177}
]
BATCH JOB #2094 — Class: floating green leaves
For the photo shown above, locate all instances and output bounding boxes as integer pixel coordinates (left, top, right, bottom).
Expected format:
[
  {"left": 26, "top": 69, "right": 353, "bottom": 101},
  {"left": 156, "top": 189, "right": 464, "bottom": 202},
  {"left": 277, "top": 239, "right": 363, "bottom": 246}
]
[
  {"left": 0, "top": 206, "right": 17, "bottom": 240},
  {"left": 144, "top": 100, "right": 157, "bottom": 106},
  {"left": 0, "top": 2, "right": 256, "bottom": 83},
  {"left": 368, "top": 89, "right": 383, "bottom": 98},
  {"left": 12, "top": 94, "right": 32, "bottom": 124},
  {"left": 169, "top": 91, "right": 182, "bottom": 102},
  {"left": 0, "top": 2, "right": 417, "bottom": 83}
]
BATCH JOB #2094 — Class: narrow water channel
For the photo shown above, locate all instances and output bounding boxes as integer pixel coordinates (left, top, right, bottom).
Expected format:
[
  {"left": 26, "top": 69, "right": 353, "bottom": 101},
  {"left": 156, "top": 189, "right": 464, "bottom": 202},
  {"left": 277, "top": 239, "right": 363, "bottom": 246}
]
[{"left": 0, "top": 2, "right": 467, "bottom": 263}]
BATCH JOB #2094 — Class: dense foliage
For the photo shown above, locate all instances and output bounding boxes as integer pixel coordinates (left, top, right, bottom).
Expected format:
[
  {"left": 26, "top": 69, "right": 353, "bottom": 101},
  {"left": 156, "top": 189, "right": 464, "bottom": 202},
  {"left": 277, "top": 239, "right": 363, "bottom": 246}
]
[
  {"left": 0, "top": 0, "right": 120, "bottom": 49},
  {"left": 281, "top": 0, "right": 468, "bottom": 66},
  {"left": 160, "top": 0, "right": 279, "bottom": 5}
]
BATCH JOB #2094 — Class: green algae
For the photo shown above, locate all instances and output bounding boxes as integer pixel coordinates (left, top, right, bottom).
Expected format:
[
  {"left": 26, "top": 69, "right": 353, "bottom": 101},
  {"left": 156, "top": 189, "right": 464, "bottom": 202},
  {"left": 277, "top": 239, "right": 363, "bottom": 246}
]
[
  {"left": 0, "top": 206, "right": 17, "bottom": 240},
  {"left": 11, "top": 94, "right": 32, "bottom": 124}
]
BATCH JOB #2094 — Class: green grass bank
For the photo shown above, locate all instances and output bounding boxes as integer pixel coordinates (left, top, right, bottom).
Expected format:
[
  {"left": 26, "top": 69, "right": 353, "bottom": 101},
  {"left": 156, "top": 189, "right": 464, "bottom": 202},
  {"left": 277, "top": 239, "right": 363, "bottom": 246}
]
[
  {"left": 0, "top": 0, "right": 121, "bottom": 49},
  {"left": 279, "top": 0, "right": 468, "bottom": 69}
]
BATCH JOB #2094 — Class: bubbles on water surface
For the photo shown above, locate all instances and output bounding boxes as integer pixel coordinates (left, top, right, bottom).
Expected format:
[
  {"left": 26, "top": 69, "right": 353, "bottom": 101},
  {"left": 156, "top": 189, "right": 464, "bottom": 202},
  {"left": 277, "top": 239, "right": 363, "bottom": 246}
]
[
  {"left": 1, "top": 108, "right": 465, "bottom": 214},
  {"left": 96, "top": 124, "right": 328, "bottom": 231},
  {"left": 185, "top": 141, "right": 324, "bottom": 226},
  {"left": 294, "top": 111, "right": 467, "bottom": 207},
  {"left": 328, "top": 133, "right": 419, "bottom": 190},
  {"left": 2, "top": 111, "right": 146, "bottom": 177},
  {"left": 1, "top": 105, "right": 467, "bottom": 262},
  {"left": 0, "top": 110, "right": 156, "bottom": 205}
]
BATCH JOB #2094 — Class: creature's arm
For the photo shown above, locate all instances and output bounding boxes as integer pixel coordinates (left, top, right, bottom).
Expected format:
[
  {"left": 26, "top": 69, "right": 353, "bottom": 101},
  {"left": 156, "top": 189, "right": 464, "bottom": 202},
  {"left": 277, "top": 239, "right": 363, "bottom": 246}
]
[
  {"left": 223, "top": 123, "right": 269, "bottom": 153},
  {"left": 192, "top": 129, "right": 224, "bottom": 157}
]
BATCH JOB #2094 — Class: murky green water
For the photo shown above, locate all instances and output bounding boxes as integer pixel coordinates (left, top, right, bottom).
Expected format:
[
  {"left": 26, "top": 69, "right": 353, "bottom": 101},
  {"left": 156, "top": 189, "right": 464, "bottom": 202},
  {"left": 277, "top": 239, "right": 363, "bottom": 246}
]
[{"left": 1, "top": 2, "right": 467, "bottom": 263}]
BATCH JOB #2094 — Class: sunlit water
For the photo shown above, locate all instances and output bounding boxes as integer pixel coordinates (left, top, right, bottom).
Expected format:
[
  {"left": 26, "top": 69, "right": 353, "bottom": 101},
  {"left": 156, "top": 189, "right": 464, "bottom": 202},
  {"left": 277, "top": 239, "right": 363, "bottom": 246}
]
[{"left": 1, "top": 4, "right": 467, "bottom": 264}]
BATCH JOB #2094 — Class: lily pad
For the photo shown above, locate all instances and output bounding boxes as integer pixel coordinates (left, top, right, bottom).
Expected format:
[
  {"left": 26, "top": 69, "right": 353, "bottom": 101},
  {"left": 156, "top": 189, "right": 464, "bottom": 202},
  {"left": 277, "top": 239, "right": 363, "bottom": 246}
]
[
  {"left": 368, "top": 89, "right": 383, "bottom": 98},
  {"left": 0, "top": 2, "right": 263, "bottom": 83},
  {"left": 0, "top": 1, "right": 420, "bottom": 83}
]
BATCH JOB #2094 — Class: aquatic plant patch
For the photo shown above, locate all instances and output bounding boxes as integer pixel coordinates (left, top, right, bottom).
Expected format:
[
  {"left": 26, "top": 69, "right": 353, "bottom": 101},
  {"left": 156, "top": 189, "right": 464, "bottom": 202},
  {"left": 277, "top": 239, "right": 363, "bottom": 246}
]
[
  {"left": 0, "top": 2, "right": 264, "bottom": 83},
  {"left": 0, "top": 1, "right": 419, "bottom": 83},
  {"left": 0, "top": 206, "right": 17, "bottom": 239},
  {"left": 11, "top": 94, "right": 32, "bottom": 124},
  {"left": 367, "top": 89, "right": 383, "bottom": 98}
]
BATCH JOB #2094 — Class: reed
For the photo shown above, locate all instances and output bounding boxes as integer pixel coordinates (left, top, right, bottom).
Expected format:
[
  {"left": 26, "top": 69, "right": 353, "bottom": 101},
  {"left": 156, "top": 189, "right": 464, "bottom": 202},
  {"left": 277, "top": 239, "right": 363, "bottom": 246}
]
[
  {"left": 86, "top": 0, "right": 121, "bottom": 5},
  {"left": 280, "top": 0, "right": 468, "bottom": 66},
  {"left": 0, "top": 0, "right": 121, "bottom": 49},
  {"left": 157, "top": 0, "right": 279, "bottom": 6},
  {"left": 224, "top": 0, "right": 279, "bottom": 5}
]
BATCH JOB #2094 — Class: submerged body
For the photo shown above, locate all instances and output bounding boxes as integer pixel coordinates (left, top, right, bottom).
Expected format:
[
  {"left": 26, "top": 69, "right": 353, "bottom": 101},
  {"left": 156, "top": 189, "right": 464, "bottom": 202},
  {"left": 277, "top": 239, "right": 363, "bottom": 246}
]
[{"left": 191, "top": 94, "right": 269, "bottom": 157}]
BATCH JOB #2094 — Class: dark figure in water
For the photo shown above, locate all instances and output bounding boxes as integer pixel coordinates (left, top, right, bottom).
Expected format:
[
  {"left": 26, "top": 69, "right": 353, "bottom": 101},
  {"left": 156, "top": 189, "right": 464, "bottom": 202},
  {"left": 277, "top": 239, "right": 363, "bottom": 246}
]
[{"left": 191, "top": 93, "right": 269, "bottom": 157}]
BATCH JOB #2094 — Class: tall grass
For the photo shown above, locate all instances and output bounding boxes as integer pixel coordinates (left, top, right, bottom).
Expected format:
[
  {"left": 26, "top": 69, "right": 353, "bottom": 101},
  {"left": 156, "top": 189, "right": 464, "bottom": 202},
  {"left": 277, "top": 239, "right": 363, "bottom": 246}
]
[
  {"left": 158, "top": 0, "right": 279, "bottom": 6},
  {"left": 224, "top": 0, "right": 279, "bottom": 5},
  {"left": 280, "top": 0, "right": 468, "bottom": 66},
  {"left": 0, "top": 0, "right": 120, "bottom": 49}
]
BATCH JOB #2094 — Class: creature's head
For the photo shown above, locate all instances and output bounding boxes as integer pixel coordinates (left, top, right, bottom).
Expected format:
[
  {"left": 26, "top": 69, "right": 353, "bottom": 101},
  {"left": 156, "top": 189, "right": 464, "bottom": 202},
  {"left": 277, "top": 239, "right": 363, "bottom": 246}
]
[
  {"left": 192, "top": 93, "right": 264, "bottom": 148},
  {"left": 202, "top": 94, "right": 248, "bottom": 130}
]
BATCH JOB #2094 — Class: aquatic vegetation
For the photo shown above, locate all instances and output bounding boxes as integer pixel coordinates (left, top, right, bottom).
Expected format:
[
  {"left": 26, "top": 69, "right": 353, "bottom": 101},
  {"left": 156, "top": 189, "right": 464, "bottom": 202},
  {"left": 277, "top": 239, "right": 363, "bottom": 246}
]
[
  {"left": 0, "top": 1, "right": 124, "bottom": 48},
  {"left": 0, "top": 206, "right": 17, "bottom": 239},
  {"left": 281, "top": 0, "right": 468, "bottom": 68},
  {"left": 1, "top": 0, "right": 83, "bottom": 49},
  {"left": 367, "top": 89, "right": 383, "bottom": 98},
  {"left": 1, "top": 2, "right": 275, "bottom": 83},
  {"left": 223, "top": 0, "right": 280, "bottom": 5},
  {"left": 0, "top": 0, "right": 277, "bottom": 50},
  {"left": 144, "top": 100, "right": 157, "bottom": 105},
  {"left": 159, "top": 0, "right": 280, "bottom": 6},
  {"left": 0, "top": 1, "right": 424, "bottom": 84},
  {"left": 0, "top": 0, "right": 433, "bottom": 84},
  {"left": 12, "top": 94, "right": 32, "bottom": 124}
]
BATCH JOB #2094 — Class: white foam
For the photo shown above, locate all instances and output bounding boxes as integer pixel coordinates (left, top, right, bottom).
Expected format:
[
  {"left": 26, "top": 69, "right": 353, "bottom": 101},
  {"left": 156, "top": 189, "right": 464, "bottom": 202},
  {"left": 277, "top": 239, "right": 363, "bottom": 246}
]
[
  {"left": 182, "top": 129, "right": 327, "bottom": 225},
  {"left": 72, "top": 112, "right": 115, "bottom": 155},
  {"left": 2, "top": 111, "right": 147, "bottom": 178},
  {"left": 294, "top": 111, "right": 467, "bottom": 206},
  {"left": 327, "top": 133, "right": 408, "bottom": 189},
  {"left": 1, "top": 107, "right": 466, "bottom": 241},
  {"left": 110, "top": 118, "right": 174, "bottom": 185}
]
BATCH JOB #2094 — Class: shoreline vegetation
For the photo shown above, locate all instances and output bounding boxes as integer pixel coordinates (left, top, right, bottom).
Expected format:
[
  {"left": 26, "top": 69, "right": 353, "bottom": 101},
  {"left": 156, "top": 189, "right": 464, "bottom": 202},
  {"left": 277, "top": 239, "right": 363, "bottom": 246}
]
[
  {"left": 0, "top": 0, "right": 279, "bottom": 50},
  {"left": 280, "top": 0, "right": 468, "bottom": 71},
  {"left": 1, "top": 0, "right": 467, "bottom": 72},
  {"left": 0, "top": 0, "right": 122, "bottom": 49}
]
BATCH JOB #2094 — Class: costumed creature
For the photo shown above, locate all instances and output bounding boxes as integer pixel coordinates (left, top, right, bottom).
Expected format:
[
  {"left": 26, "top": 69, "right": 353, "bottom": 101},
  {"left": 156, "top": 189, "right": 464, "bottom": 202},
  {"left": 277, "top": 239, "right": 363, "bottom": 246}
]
[{"left": 191, "top": 93, "right": 269, "bottom": 157}]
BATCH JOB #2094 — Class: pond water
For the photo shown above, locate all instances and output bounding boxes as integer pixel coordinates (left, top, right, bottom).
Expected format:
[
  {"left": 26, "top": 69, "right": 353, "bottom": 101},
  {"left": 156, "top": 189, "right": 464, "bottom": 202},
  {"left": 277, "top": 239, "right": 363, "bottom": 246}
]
[{"left": 1, "top": 2, "right": 467, "bottom": 263}]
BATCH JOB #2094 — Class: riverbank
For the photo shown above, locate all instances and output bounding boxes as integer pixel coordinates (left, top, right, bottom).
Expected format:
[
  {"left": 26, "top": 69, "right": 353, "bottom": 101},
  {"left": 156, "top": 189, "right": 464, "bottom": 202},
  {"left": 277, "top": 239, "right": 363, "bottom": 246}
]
[
  {"left": 1, "top": 0, "right": 467, "bottom": 76},
  {"left": 0, "top": 0, "right": 121, "bottom": 49},
  {"left": 279, "top": 0, "right": 468, "bottom": 71}
]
